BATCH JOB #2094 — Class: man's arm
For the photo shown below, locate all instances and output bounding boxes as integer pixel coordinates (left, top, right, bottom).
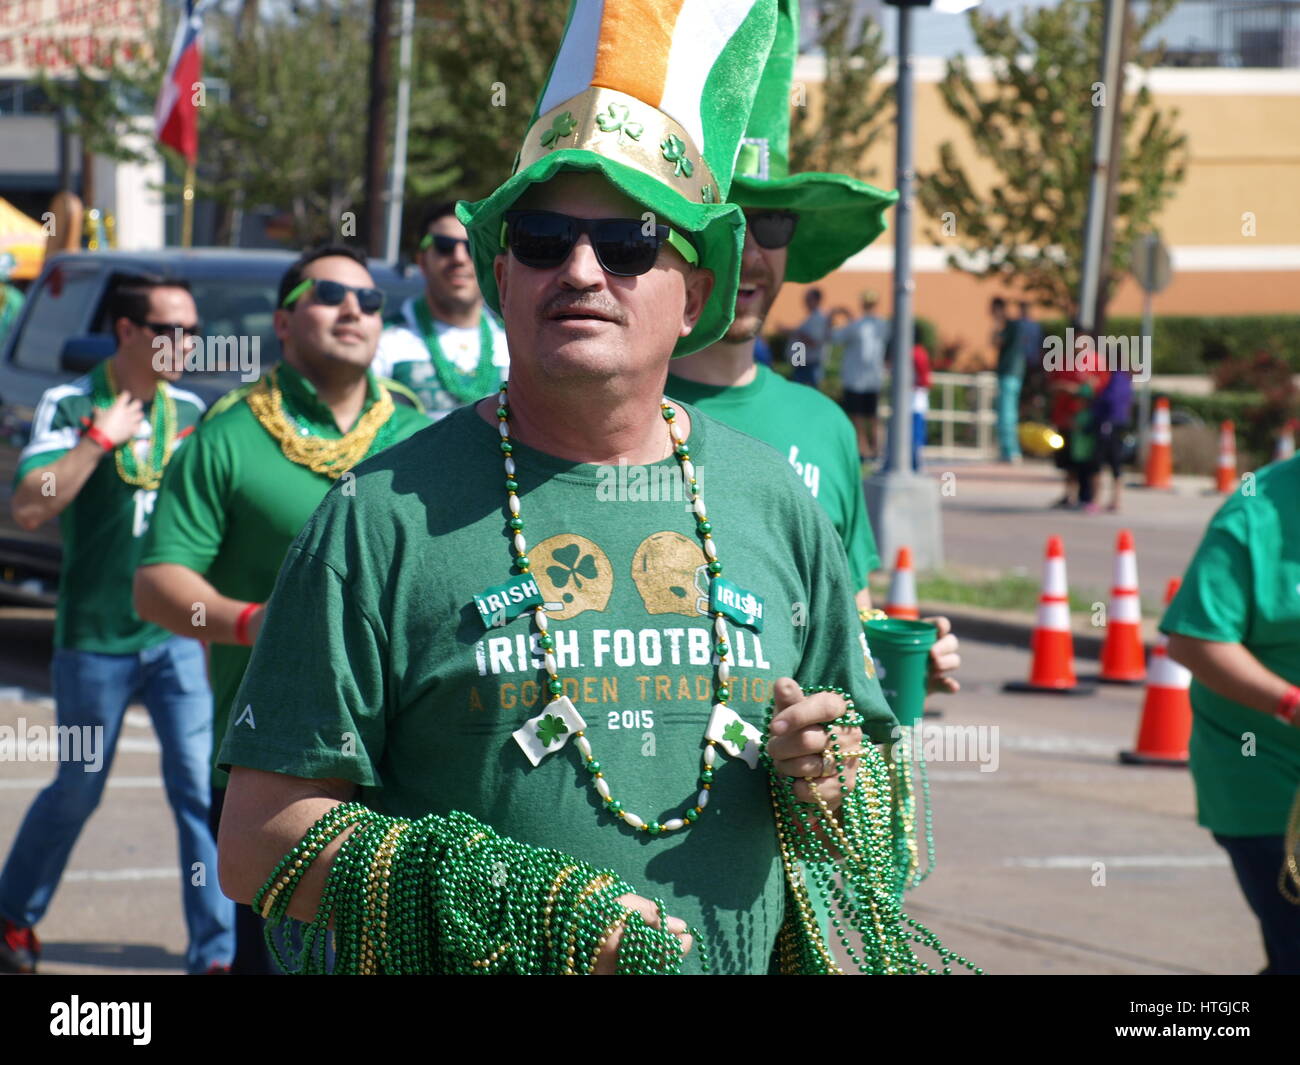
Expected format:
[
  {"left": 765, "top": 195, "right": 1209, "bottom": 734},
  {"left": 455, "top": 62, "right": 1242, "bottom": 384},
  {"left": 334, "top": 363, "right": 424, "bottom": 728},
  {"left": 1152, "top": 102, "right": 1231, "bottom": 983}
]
[
  {"left": 218, "top": 766, "right": 357, "bottom": 920},
  {"left": 12, "top": 390, "right": 143, "bottom": 530},
  {"left": 134, "top": 562, "right": 265, "bottom": 646},
  {"left": 12, "top": 438, "right": 106, "bottom": 530},
  {"left": 217, "top": 766, "right": 689, "bottom": 971},
  {"left": 1166, "top": 635, "right": 1293, "bottom": 717}
]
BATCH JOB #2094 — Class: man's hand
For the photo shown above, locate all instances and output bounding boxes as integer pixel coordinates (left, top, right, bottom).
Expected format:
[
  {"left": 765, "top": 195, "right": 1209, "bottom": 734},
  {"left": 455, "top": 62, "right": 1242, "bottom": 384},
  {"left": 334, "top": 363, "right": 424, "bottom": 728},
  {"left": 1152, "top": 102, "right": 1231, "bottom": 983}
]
[
  {"left": 766, "top": 677, "right": 862, "bottom": 807},
  {"left": 93, "top": 390, "right": 145, "bottom": 447},
  {"left": 925, "top": 615, "right": 961, "bottom": 694},
  {"left": 591, "top": 893, "right": 693, "bottom": 975}
]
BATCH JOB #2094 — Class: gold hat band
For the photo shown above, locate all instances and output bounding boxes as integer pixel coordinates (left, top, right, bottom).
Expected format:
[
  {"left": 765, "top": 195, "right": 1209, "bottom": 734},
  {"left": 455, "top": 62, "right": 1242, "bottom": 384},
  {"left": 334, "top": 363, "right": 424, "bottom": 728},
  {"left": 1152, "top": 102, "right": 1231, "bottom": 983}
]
[{"left": 516, "top": 87, "right": 720, "bottom": 208}]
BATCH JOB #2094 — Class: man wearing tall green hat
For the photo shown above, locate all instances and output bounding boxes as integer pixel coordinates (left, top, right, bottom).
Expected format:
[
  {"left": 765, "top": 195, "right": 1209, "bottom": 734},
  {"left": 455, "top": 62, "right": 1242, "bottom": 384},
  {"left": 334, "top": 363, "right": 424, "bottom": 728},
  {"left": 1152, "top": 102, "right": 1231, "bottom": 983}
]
[
  {"left": 667, "top": 0, "right": 959, "bottom": 692},
  {"left": 210, "top": 0, "right": 951, "bottom": 975}
]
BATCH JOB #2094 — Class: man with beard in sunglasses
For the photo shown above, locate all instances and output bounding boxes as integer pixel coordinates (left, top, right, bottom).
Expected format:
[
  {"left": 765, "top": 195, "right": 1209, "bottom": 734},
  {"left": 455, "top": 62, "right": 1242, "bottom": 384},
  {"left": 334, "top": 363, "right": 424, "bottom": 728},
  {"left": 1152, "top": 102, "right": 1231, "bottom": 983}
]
[
  {"left": 666, "top": 0, "right": 958, "bottom": 691},
  {"left": 133, "top": 244, "right": 427, "bottom": 972},
  {"left": 373, "top": 203, "right": 510, "bottom": 420},
  {"left": 211, "top": 0, "right": 918, "bottom": 975}
]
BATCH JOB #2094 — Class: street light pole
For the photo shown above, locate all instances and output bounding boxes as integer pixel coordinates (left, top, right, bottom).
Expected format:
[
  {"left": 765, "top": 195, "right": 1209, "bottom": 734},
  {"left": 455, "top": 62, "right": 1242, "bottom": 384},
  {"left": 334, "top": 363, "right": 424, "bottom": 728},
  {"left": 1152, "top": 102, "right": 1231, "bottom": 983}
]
[{"left": 385, "top": 0, "right": 415, "bottom": 264}]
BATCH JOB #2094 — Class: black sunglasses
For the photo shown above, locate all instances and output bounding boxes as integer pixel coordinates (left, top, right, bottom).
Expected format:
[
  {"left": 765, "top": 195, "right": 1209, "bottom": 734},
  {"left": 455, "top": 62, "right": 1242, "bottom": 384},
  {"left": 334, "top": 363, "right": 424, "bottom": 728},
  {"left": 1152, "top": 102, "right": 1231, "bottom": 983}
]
[
  {"left": 420, "top": 233, "right": 471, "bottom": 256},
  {"left": 134, "top": 320, "right": 202, "bottom": 338},
  {"left": 281, "top": 278, "right": 385, "bottom": 316},
  {"left": 746, "top": 210, "right": 799, "bottom": 250},
  {"left": 501, "top": 210, "right": 699, "bottom": 278}
]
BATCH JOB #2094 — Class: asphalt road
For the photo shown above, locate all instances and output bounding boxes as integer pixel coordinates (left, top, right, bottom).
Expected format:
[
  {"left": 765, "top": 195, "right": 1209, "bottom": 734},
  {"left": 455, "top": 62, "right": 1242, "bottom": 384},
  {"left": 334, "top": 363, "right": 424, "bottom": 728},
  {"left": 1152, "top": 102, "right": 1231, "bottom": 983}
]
[
  {"left": 931, "top": 461, "right": 1225, "bottom": 609},
  {"left": 0, "top": 633, "right": 1261, "bottom": 976}
]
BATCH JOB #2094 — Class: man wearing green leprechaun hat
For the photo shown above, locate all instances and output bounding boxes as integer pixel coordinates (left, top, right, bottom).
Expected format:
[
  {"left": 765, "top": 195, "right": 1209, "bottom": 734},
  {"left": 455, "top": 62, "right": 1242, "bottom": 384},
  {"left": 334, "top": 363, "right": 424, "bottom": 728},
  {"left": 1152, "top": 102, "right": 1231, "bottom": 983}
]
[
  {"left": 667, "top": 0, "right": 959, "bottom": 694},
  {"left": 207, "top": 0, "right": 980, "bottom": 976}
]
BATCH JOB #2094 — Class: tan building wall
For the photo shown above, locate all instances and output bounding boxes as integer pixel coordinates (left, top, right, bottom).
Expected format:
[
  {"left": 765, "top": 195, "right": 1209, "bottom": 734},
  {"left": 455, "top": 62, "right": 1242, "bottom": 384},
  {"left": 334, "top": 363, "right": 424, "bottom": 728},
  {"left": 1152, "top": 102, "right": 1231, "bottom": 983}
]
[{"left": 776, "top": 62, "right": 1300, "bottom": 368}]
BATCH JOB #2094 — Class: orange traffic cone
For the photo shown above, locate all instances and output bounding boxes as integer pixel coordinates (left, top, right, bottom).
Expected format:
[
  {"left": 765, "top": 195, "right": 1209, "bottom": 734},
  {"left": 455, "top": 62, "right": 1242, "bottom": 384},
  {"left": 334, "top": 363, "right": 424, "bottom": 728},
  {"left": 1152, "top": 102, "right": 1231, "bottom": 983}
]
[
  {"left": 1215, "top": 420, "right": 1237, "bottom": 493},
  {"left": 884, "top": 547, "right": 919, "bottom": 619},
  {"left": 1099, "top": 529, "right": 1145, "bottom": 685},
  {"left": 1120, "top": 578, "right": 1191, "bottom": 766},
  {"left": 1005, "top": 536, "right": 1095, "bottom": 696},
  {"left": 1144, "top": 397, "right": 1173, "bottom": 489},
  {"left": 1274, "top": 420, "right": 1296, "bottom": 464}
]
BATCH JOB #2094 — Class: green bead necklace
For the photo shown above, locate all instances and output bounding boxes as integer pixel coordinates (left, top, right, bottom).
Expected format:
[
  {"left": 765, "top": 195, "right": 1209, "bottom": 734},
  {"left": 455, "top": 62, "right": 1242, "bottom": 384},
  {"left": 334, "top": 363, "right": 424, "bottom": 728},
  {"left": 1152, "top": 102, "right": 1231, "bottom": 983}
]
[
  {"left": 254, "top": 804, "right": 707, "bottom": 974},
  {"left": 413, "top": 298, "right": 500, "bottom": 404},
  {"left": 495, "top": 384, "right": 734, "bottom": 837},
  {"left": 89, "top": 358, "right": 178, "bottom": 491}
]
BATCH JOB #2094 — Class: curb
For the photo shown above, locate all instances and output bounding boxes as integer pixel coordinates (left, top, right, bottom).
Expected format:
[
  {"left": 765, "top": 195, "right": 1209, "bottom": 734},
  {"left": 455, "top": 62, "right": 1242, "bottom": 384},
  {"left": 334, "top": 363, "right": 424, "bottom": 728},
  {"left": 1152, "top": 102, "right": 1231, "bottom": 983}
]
[{"left": 916, "top": 601, "right": 1145, "bottom": 663}]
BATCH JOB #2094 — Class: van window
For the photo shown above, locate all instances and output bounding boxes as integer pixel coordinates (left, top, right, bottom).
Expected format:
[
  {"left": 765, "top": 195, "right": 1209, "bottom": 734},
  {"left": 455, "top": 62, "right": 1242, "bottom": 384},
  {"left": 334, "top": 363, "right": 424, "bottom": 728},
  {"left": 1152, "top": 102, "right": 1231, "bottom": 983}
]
[
  {"left": 181, "top": 279, "right": 283, "bottom": 390},
  {"left": 11, "top": 265, "right": 104, "bottom": 374}
]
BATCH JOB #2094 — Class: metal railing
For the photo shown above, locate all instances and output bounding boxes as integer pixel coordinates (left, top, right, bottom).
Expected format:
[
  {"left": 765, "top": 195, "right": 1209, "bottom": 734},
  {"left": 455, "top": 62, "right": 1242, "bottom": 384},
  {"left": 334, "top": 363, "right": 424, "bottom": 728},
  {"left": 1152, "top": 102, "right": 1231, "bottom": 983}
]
[{"left": 878, "top": 371, "right": 999, "bottom": 460}]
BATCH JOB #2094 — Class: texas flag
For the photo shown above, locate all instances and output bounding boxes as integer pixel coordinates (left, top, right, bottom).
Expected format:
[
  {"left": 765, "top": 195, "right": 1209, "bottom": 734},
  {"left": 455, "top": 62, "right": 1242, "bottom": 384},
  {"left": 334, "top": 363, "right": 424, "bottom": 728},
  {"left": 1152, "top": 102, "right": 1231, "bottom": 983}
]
[{"left": 154, "top": 0, "right": 211, "bottom": 164}]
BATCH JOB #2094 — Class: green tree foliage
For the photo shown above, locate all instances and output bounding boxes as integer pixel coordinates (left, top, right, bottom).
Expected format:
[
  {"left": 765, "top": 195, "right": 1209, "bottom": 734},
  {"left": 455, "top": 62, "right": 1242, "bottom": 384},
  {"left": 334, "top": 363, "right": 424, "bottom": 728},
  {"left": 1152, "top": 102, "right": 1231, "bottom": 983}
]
[
  {"left": 789, "top": 0, "right": 890, "bottom": 179},
  {"left": 201, "top": 0, "right": 371, "bottom": 245},
  {"left": 916, "top": 0, "right": 1187, "bottom": 321},
  {"left": 400, "top": 0, "right": 568, "bottom": 246}
]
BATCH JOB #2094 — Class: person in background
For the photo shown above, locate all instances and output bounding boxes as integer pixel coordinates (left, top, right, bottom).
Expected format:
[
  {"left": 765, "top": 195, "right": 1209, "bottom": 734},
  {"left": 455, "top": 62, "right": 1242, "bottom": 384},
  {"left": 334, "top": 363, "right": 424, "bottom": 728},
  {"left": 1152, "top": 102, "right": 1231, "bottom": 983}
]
[
  {"left": 1016, "top": 300, "right": 1043, "bottom": 372},
  {"left": 1088, "top": 367, "right": 1133, "bottom": 512},
  {"left": 1164, "top": 453, "right": 1300, "bottom": 974},
  {"left": 134, "top": 245, "right": 428, "bottom": 973},
  {"left": 833, "top": 290, "right": 888, "bottom": 462},
  {"left": 753, "top": 333, "right": 773, "bottom": 367},
  {"left": 910, "top": 322, "right": 931, "bottom": 473},
  {"left": 0, "top": 252, "right": 24, "bottom": 343},
  {"left": 372, "top": 202, "right": 509, "bottom": 419},
  {"left": 0, "top": 276, "right": 231, "bottom": 975},
  {"left": 789, "top": 286, "right": 829, "bottom": 387},
  {"left": 990, "top": 297, "right": 1023, "bottom": 464}
]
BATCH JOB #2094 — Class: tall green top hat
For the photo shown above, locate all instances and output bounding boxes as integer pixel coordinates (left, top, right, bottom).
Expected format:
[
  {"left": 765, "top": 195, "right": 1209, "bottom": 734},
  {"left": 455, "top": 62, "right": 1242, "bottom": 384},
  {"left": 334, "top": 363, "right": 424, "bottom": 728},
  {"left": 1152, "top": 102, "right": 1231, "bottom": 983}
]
[
  {"left": 731, "top": 0, "right": 898, "bottom": 283},
  {"left": 457, "top": 0, "right": 778, "bottom": 357}
]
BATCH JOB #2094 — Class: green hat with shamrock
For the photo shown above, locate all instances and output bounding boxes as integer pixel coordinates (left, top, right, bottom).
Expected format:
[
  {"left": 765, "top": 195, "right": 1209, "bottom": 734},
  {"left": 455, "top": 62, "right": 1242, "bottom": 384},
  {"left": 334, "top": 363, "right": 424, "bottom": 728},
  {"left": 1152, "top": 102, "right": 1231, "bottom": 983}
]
[
  {"left": 730, "top": 0, "right": 898, "bottom": 283},
  {"left": 456, "top": 0, "right": 778, "bottom": 356}
]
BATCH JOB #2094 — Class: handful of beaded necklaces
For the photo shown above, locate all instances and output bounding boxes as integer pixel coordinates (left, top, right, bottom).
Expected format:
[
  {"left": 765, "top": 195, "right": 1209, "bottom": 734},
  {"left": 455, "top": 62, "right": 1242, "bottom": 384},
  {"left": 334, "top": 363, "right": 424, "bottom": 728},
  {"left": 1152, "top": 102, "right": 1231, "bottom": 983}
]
[{"left": 253, "top": 392, "right": 981, "bottom": 974}]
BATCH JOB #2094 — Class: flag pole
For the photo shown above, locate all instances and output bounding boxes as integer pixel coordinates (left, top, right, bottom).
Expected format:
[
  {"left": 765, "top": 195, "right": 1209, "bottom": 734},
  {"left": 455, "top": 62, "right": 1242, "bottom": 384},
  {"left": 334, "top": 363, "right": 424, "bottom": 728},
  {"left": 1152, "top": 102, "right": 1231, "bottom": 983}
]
[{"left": 181, "top": 160, "right": 195, "bottom": 248}]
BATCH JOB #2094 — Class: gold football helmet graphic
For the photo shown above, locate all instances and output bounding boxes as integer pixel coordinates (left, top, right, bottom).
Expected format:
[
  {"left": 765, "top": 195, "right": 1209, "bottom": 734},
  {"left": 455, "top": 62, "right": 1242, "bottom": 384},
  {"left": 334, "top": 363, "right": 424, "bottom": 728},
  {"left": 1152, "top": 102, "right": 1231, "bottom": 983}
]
[
  {"left": 631, "top": 531, "right": 710, "bottom": 618},
  {"left": 531, "top": 535, "right": 613, "bottom": 620}
]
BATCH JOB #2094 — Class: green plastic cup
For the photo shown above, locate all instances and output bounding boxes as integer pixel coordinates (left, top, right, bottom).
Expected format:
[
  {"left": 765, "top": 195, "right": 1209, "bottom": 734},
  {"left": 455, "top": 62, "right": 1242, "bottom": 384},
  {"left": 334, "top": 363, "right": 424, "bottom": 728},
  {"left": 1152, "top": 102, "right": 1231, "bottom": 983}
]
[{"left": 864, "top": 617, "right": 937, "bottom": 730}]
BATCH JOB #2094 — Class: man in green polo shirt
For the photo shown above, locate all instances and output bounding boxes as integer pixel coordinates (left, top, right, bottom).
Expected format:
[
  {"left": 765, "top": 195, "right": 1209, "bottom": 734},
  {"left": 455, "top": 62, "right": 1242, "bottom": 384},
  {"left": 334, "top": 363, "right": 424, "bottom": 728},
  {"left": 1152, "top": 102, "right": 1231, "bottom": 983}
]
[
  {"left": 372, "top": 202, "right": 509, "bottom": 419},
  {"left": 1164, "top": 455, "right": 1300, "bottom": 974},
  {"left": 0, "top": 275, "right": 232, "bottom": 975},
  {"left": 133, "top": 244, "right": 427, "bottom": 972}
]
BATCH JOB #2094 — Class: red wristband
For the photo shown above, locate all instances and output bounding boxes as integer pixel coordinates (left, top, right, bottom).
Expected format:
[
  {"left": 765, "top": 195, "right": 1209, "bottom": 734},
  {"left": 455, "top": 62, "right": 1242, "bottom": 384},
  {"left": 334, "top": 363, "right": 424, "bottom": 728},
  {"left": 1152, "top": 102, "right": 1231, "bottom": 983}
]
[
  {"left": 234, "top": 602, "right": 262, "bottom": 647},
  {"left": 84, "top": 425, "right": 115, "bottom": 453},
  {"left": 1276, "top": 686, "right": 1300, "bottom": 726}
]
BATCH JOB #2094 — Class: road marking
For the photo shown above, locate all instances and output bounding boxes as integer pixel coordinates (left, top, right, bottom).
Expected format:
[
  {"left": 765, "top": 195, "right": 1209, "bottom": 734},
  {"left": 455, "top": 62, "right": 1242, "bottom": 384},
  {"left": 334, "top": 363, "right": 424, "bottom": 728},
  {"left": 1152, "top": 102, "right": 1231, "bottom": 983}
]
[
  {"left": 64, "top": 867, "right": 179, "bottom": 883},
  {"left": 0, "top": 776, "right": 162, "bottom": 790},
  {"left": 0, "top": 686, "right": 54, "bottom": 708},
  {"left": 999, "top": 734, "right": 1126, "bottom": 756},
  {"left": 1004, "top": 855, "right": 1228, "bottom": 869}
]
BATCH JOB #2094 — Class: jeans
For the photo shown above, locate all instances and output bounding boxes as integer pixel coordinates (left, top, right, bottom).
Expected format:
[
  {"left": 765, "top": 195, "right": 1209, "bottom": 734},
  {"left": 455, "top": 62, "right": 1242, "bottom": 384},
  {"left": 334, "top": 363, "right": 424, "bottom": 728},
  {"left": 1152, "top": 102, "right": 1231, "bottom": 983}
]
[
  {"left": 1213, "top": 833, "right": 1300, "bottom": 974},
  {"left": 0, "top": 636, "right": 234, "bottom": 973},
  {"left": 996, "top": 374, "right": 1022, "bottom": 460}
]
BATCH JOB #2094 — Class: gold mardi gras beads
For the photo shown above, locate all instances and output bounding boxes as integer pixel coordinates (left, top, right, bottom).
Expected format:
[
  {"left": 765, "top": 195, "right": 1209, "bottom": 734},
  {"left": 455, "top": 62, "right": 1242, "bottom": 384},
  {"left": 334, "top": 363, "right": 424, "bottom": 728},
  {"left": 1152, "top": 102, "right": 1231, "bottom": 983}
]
[{"left": 247, "top": 367, "right": 396, "bottom": 479}]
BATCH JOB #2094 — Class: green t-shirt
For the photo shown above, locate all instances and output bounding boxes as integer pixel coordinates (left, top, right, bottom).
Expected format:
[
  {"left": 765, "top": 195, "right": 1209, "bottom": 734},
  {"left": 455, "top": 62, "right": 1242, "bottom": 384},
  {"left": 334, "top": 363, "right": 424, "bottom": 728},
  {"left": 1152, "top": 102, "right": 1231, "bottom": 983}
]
[
  {"left": 16, "top": 371, "right": 206, "bottom": 654},
  {"left": 995, "top": 320, "right": 1024, "bottom": 379},
  {"left": 1159, "top": 456, "right": 1300, "bottom": 836},
  {"left": 140, "top": 362, "right": 428, "bottom": 784},
  {"left": 666, "top": 365, "right": 880, "bottom": 585},
  {"left": 219, "top": 402, "right": 894, "bottom": 975}
]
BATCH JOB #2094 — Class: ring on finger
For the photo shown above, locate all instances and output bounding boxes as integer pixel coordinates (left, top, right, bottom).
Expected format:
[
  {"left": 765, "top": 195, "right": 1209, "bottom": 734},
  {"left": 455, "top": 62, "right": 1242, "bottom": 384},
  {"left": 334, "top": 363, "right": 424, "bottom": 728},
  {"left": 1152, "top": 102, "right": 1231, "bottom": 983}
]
[{"left": 820, "top": 747, "right": 836, "bottom": 777}]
